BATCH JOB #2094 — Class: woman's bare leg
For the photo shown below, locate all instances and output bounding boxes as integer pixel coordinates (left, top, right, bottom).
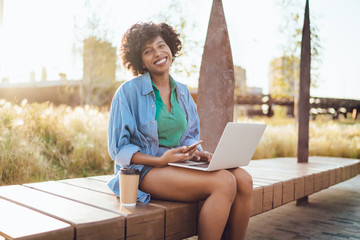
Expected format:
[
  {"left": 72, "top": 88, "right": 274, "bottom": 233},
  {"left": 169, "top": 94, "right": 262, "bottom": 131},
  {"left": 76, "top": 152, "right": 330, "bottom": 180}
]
[
  {"left": 140, "top": 166, "right": 237, "bottom": 240},
  {"left": 227, "top": 168, "right": 253, "bottom": 240}
]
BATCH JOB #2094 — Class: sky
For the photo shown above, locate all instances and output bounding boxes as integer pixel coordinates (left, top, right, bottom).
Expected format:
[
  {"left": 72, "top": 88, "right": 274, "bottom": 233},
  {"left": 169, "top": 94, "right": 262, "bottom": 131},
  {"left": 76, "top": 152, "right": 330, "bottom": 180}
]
[{"left": 0, "top": 0, "right": 359, "bottom": 100}]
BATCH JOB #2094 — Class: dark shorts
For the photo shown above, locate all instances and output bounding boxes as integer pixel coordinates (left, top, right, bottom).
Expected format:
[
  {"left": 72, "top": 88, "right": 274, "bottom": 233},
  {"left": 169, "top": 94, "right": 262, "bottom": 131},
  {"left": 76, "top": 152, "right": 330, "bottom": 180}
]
[{"left": 127, "top": 164, "right": 153, "bottom": 186}]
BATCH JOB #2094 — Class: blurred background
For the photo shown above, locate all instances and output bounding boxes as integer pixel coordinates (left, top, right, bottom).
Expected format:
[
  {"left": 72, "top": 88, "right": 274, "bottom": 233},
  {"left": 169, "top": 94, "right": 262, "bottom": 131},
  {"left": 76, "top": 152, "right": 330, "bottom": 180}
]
[{"left": 0, "top": 0, "right": 359, "bottom": 185}]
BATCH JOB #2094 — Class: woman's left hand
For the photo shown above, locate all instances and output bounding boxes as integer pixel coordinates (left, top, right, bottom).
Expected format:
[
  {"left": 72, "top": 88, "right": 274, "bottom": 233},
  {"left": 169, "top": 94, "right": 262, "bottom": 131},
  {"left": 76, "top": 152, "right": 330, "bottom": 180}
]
[{"left": 190, "top": 150, "right": 213, "bottom": 163}]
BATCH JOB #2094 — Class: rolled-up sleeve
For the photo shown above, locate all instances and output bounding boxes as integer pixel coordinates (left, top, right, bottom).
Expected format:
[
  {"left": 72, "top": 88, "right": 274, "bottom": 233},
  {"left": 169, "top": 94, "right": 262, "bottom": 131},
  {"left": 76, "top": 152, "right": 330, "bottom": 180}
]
[{"left": 108, "top": 89, "right": 141, "bottom": 166}]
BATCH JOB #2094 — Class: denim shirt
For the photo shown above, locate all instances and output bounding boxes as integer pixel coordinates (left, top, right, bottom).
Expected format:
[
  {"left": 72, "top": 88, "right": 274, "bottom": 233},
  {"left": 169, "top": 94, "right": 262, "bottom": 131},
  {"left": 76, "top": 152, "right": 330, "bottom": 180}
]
[{"left": 107, "top": 72, "right": 202, "bottom": 202}]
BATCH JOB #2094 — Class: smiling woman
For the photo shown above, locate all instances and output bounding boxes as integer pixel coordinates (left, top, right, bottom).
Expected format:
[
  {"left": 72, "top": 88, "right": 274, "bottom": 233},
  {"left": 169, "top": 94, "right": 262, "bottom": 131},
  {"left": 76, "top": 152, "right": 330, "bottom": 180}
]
[{"left": 107, "top": 22, "right": 254, "bottom": 240}]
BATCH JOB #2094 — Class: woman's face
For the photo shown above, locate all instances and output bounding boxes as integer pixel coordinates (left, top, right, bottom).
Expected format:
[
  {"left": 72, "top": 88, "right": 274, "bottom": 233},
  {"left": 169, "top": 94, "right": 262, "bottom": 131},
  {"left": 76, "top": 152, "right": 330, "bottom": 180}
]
[{"left": 141, "top": 36, "right": 172, "bottom": 76}]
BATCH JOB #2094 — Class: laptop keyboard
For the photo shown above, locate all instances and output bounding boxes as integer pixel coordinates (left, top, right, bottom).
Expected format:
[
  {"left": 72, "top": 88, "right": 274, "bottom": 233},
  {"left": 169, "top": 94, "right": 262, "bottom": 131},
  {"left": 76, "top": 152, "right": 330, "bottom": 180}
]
[
  {"left": 190, "top": 163, "right": 209, "bottom": 168},
  {"left": 175, "top": 161, "right": 209, "bottom": 168}
]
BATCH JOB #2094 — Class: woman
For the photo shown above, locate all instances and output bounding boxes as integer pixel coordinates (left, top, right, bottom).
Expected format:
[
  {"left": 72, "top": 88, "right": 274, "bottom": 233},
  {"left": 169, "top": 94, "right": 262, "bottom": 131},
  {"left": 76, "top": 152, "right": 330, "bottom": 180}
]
[{"left": 108, "top": 22, "right": 253, "bottom": 240}]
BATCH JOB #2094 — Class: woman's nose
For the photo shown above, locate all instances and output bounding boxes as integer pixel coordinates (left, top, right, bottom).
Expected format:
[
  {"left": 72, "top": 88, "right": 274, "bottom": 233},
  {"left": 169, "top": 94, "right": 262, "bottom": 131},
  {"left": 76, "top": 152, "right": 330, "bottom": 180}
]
[{"left": 154, "top": 48, "right": 161, "bottom": 56}]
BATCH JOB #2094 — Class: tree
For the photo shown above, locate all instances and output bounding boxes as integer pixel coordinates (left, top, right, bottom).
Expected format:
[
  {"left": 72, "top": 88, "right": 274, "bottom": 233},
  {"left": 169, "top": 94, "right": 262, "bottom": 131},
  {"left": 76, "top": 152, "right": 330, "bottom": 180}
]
[
  {"left": 41, "top": 66, "right": 47, "bottom": 81},
  {"left": 81, "top": 36, "right": 116, "bottom": 106},
  {"left": 276, "top": 0, "right": 322, "bottom": 96},
  {"left": 72, "top": 0, "right": 118, "bottom": 106},
  {"left": 153, "top": 0, "right": 202, "bottom": 81},
  {"left": 274, "top": 0, "right": 322, "bottom": 118},
  {"left": 269, "top": 56, "right": 300, "bottom": 99},
  {"left": 30, "top": 70, "right": 36, "bottom": 82}
]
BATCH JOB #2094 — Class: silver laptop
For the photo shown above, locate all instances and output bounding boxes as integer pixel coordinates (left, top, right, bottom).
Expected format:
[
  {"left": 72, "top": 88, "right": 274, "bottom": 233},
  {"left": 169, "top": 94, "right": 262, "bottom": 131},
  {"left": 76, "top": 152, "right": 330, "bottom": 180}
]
[{"left": 168, "top": 122, "right": 266, "bottom": 171}]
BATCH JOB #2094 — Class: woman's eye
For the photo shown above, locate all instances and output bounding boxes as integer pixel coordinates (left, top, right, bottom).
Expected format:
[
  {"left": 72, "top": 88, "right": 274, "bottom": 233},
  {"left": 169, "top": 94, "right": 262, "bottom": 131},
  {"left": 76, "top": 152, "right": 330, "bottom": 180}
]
[{"left": 144, "top": 50, "right": 151, "bottom": 55}]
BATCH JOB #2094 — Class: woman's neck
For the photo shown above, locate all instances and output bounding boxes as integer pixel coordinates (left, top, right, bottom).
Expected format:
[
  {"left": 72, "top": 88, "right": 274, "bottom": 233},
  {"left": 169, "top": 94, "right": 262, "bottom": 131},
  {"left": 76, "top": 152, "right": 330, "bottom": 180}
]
[{"left": 150, "top": 72, "right": 170, "bottom": 88}]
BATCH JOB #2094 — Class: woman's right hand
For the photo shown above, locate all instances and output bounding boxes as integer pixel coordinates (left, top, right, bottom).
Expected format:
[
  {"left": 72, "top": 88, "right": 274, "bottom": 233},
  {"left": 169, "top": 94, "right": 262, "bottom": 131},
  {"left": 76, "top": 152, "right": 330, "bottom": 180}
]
[{"left": 158, "top": 146, "right": 191, "bottom": 167}]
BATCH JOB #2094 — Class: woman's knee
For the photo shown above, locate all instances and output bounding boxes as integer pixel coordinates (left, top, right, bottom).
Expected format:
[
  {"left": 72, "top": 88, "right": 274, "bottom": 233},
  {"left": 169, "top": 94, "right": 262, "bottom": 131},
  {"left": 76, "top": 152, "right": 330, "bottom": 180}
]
[
  {"left": 232, "top": 168, "right": 253, "bottom": 196},
  {"left": 211, "top": 170, "right": 237, "bottom": 200}
]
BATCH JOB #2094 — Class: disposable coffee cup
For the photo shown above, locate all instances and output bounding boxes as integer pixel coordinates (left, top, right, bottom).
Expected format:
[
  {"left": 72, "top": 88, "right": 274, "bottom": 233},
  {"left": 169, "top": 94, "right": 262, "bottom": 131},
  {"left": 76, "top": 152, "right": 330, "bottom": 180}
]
[{"left": 119, "top": 168, "right": 140, "bottom": 207}]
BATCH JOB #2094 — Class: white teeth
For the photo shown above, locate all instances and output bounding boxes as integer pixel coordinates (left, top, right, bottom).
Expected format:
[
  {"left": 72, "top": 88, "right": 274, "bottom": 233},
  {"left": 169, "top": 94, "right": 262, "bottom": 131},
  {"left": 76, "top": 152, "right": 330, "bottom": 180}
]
[{"left": 155, "top": 58, "right": 166, "bottom": 64}]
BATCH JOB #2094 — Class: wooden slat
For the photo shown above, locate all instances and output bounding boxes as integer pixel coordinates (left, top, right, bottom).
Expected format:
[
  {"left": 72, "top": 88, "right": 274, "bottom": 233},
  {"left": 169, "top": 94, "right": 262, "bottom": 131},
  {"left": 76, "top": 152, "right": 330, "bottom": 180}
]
[
  {"left": 334, "top": 168, "right": 342, "bottom": 184},
  {"left": 304, "top": 175, "right": 314, "bottom": 196},
  {"left": 251, "top": 185, "right": 263, "bottom": 216},
  {"left": 62, "top": 177, "right": 197, "bottom": 240},
  {"left": 87, "top": 175, "right": 113, "bottom": 182},
  {"left": 0, "top": 198, "right": 73, "bottom": 240},
  {"left": 24, "top": 181, "right": 164, "bottom": 240},
  {"left": 253, "top": 178, "right": 282, "bottom": 208},
  {"left": 60, "top": 178, "right": 114, "bottom": 195},
  {"left": 292, "top": 157, "right": 357, "bottom": 181},
  {"left": 328, "top": 168, "right": 336, "bottom": 186},
  {"left": 247, "top": 159, "right": 333, "bottom": 193},
  {"left": 0, "top": 185, "right": 124, "bottom": 240},
  {"left": 313, "top": 172, "right": 323, "bottom": 192},
  {"left": 252, "top": 180, "right": 273, "bottom": 212},
  {"left": 150, "top": 200, "right": 197, "bottom": 240},
  {"left": 245, "top": 168, "right": 295, "bottom": 204},
  {"left": 248, "top": 157, "right": 360, "bottom": 197},
  {"left": 282, "top": 179, "right": 295, "bottom": 204},
  {"left": 308, "top": 157, "right": 360, "bottom": 181},
  {"left": 250, "top": 166, "right": 321, "bottom": 199}
]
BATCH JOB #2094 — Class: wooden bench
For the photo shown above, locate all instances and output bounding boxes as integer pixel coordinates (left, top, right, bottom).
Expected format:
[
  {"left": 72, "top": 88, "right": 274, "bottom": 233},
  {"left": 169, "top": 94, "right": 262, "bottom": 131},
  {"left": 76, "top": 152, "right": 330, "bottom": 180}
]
[{"left": 0, "top": 157, "right": 359, "bottom": 240}]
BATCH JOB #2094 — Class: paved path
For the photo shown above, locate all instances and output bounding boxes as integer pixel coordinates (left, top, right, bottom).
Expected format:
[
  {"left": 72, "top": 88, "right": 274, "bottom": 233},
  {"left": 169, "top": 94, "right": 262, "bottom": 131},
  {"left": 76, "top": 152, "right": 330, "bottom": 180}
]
[
  {"left": 186, "top": 174, "right": 360, "bottom": 240},
  {"left": 246, "top": 174, "right": 360, "bottom": 239}
]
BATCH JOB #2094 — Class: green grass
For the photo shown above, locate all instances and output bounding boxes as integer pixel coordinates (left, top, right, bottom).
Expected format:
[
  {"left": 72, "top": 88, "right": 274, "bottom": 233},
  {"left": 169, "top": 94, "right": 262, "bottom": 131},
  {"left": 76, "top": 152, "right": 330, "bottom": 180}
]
[{"left": 1, "top": 99, "right": 359, "bottom": 185}]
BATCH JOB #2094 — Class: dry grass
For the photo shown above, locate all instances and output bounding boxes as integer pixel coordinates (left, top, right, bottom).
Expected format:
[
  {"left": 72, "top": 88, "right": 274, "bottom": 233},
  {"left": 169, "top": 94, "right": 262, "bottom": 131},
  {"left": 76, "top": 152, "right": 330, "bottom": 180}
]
[
  {"left": 1, "top": 100, "right": 359, "bottom": 185},
  {"left": 0, "top": 99, "right": 112, "bottom": 185},
  {"left": 250, "top": 116, "right": 360, "bottom": 159}
]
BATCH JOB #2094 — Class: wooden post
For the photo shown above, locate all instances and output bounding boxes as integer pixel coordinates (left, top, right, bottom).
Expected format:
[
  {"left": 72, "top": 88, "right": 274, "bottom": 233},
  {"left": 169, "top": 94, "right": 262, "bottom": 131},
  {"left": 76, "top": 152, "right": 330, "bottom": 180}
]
[
  {"left": 297, "top": 0, "right": 311, "bottom": 205},
  {"left": 297, "top": 0, "right": 311, "bottom": 164},
  {"left": 197, "top": 0, "right": 235, "bottom": 153}
]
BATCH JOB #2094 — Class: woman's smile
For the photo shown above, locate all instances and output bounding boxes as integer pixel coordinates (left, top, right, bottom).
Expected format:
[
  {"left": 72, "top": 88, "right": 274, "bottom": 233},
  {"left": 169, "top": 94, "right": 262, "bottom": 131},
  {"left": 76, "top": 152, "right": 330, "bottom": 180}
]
[{"left": 154, "top": 57, "right": 167, "bottom": 65}]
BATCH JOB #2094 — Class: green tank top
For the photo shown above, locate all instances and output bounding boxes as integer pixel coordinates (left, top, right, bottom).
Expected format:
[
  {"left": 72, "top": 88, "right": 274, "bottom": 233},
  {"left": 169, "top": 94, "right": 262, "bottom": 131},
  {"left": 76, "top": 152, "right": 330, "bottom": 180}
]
[{"left": 152, "top": 78, "right": 187, "bottom": 147}]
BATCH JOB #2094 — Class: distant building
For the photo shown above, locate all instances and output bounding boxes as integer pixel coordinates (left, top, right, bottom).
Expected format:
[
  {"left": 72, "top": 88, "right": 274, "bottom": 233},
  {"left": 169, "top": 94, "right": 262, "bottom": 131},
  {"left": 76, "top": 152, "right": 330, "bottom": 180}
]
[
  {"left": 41, "top": 67, "right": 47, "bottom": 81},
  {"left": 246, "top": 86, "right": 263, "bottom": 96},
  {"left": 83, "top": 37, "right": 116, "bottom": 85},
  {"left": 268, "top": 56, "right": 299, "bottom": 98},
  {"left": 59, "top": 73, "right": 67, "bottom": 81},
  {"left": 234, "top": 65, "right": 246, "bottom": 95},
  {"left": 82, "top": 36, "right": 116, "bottom": 105}
]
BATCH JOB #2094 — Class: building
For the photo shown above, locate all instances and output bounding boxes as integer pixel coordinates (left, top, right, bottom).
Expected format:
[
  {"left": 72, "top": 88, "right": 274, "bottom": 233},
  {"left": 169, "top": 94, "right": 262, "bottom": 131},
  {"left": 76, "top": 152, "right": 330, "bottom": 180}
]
[
  {"left": 234, "top": 65, "right": 246, "bottom": 95},
  {"left": 82, "top": 36, "right": 116, "bottom": 105},
  {"left": 268, "top": 56, "right": 300, "bottom": 99}
]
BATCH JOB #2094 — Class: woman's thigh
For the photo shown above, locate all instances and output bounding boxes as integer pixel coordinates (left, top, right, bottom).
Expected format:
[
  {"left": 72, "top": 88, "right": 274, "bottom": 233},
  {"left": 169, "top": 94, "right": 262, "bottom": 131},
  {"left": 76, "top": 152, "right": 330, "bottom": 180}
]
[{"left": 140, "top": 166, "right": 235, "bottom": 202}]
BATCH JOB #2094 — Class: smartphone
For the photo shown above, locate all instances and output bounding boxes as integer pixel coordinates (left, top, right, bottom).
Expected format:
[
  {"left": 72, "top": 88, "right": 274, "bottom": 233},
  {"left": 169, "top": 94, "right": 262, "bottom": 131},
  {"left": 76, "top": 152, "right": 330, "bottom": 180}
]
[{"left": 184, "top": 140, "right": 203, "bottom": 153}]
